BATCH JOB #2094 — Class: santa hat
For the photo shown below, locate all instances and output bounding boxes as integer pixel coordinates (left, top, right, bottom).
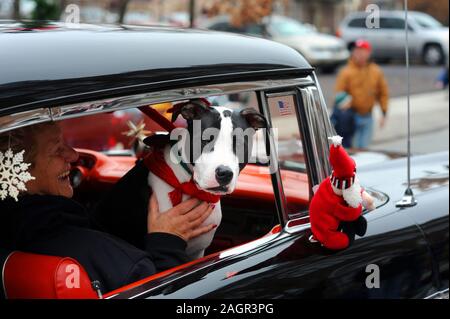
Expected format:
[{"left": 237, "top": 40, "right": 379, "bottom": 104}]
[
  {"left": 329, "top": 136, "right": 356, "bottom": 190},
  {"left": 328, "top": 136, "right": 362, "bottom": 208}
]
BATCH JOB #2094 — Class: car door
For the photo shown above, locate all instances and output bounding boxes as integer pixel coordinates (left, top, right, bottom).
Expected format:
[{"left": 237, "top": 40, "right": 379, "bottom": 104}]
[
  {"left": 263, "top": 86, "right": 437, "bottom": 298},
  {"left": 379, "top": 17, "right": 417, "bottom": 59}
]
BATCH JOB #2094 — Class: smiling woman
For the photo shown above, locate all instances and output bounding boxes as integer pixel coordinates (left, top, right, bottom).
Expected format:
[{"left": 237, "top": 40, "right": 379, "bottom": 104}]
[
  {"left": 0, "top": 121, "right": 216, "bottom": 295},
  {"left": 25, "top": 123, "right": 79, "bottom": 198},
  {"left": 0, "top": 122, "right": 79, "bottom": 199}
]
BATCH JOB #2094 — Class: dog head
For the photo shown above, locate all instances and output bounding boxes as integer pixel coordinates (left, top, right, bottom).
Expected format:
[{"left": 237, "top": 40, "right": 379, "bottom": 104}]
[{"left": 171, "top": 99, "right": 267, "bottom": 195}]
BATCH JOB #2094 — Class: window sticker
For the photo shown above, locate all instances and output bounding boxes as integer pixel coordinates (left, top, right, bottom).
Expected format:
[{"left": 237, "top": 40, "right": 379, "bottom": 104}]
[{"left": 269, "top": 95, "right": 295, "bottom": 117}]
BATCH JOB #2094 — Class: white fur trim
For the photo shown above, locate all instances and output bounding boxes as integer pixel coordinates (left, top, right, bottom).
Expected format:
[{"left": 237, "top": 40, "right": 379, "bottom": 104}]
[
  {"left": 328, "top": 136, "right": 343, "bottom": 147},
  {"left": 312, "top": 184, "right": 319, "bottom": 194},
  {"left": 342, "top": 180, "right": 363, "bottom": 208}
]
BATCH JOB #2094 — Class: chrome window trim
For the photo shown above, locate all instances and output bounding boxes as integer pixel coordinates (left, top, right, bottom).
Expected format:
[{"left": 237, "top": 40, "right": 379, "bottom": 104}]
[
  {"left": 258, "top": 91, "right": 289, "bottom": 226},
  {"left": 425, "top": 288, "right": 449, "bottom": 299},
  {"left": 284, "top": 217, "right": 311, "bottom": 234},
  {"left": 0, "top": 78, "right": 314, "bottom": 134},
  {"left": 0, "top": 108, "right": 52, "bottom": 134},
  {"left": 299, "top": 85, "right": 333, "bottom": 184}
]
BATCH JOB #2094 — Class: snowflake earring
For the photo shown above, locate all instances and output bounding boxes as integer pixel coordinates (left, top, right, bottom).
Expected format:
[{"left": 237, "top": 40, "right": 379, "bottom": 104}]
[{"left": 0, "top": 134, "right": 35, "bottom": 202}]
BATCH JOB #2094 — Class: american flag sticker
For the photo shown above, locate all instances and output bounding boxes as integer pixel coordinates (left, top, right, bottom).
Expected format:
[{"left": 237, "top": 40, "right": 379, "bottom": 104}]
[{"left": 277, "top": 99, "right": 293, "bottom": 116}]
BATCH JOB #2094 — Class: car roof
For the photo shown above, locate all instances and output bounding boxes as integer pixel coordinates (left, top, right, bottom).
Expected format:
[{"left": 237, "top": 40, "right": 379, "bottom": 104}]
[{"left": 0, "top": 22, "right": 312, "bottom": 117}]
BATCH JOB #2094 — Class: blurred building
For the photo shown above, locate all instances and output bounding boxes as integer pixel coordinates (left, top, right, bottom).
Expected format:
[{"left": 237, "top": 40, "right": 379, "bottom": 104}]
[{"left": 282, "top": 0, "right": 358, "bottom": 34}]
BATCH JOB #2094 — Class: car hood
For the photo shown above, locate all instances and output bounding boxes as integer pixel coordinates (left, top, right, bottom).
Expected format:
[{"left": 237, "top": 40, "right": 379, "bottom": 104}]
[
  {"left": 357, "top": 151, "right": 449, "bottom": 198},
  {"left": 350, "top": 149, "right": 405, "bottom": 168}
]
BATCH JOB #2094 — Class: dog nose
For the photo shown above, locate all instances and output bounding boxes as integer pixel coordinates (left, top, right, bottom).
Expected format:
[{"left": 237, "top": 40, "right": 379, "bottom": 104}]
[{"left": 215, "top": 166, "right": 233, "bottom": 186}]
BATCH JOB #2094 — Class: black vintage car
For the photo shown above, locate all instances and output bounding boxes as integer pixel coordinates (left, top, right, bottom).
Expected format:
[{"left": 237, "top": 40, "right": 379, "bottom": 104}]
[{"left": 0, "top": 22, "right": 448, "bottom": 299}]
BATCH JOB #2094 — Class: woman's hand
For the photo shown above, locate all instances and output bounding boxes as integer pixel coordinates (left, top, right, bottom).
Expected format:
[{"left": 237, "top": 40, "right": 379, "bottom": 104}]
[{"left": 147, "top": 194, "right": 216, "bottom": 242}]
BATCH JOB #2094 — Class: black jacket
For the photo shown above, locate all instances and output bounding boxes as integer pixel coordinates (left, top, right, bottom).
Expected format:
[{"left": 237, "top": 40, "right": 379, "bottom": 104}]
[{"left": 0, "top": 164, "right": 189, "bottom": 294}]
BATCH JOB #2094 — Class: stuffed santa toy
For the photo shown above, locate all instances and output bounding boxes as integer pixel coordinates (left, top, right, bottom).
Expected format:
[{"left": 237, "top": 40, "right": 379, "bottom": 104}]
[{"left": 309, "top": 136, "right": 374, "bottom": 250}]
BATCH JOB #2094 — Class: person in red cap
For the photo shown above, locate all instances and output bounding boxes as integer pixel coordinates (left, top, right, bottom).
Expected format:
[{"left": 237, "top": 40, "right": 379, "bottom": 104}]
[
  {"left": 335, "top": 39, "right": 390, "bottom": 149},
  {"left": 309, "top": 136, "right": 374, "bottom": 250}
]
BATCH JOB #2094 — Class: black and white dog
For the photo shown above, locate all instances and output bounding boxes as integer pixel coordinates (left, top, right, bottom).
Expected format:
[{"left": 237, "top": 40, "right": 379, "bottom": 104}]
[{"left": 144, "top": 99, "right": 267, "bottom": 259}]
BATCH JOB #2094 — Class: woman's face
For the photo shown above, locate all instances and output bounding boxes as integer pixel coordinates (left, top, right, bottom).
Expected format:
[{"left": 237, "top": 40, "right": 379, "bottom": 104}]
[{"left": 27, "top": 124, "right": 79, "bottom": 198}]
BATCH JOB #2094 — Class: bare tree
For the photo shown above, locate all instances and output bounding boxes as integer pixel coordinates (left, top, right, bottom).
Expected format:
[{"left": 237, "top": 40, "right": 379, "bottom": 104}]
[
  {"left": 409, "top": 0, "right": 449, "bottom": 26},
  {"left": 118, "top": 0, "right": 130, "bottom": 24},
  {"left": 189, "top": 0, "right": 196, "bottom": 27}
]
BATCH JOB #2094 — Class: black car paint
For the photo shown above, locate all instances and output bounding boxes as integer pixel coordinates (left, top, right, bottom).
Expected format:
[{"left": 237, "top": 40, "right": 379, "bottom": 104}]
[
  {"left": 110, "top": 148, "right": 448, "bottom": 299},
  {"left": 0, "top": 24, "right": 447, "bottom": 299}
]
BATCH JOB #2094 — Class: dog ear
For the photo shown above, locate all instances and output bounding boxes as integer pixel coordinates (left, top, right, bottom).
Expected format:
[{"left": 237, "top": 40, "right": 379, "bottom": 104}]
[
  {"left": 143, "top": 133, "right": 170, "bottom": 148},
  {"left": 241, "top": 108, "right": 268, "bottom": 130},
  {"left": 171, "top": 99, "right": 210, "bottom": 122},
  {"left": 181, "top": 99, "right": 211, "bottom": 120}
]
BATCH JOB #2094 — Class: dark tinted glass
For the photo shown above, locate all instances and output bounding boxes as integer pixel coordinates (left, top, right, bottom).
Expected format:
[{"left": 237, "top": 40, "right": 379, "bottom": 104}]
[
  {"left": 380, "top": 18, "right": 405, "bottom": 29},
  {"left": 348, "top": 18, "right": 366, "bottom": 28}
]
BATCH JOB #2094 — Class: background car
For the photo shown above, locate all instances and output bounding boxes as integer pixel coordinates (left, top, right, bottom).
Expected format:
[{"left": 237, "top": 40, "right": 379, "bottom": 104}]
[
  {"left": 203, "top": 15, "right": 349, "bottom": 73},
  {"left": 338, "top": 10, "right": 449, "bottom": 65}
]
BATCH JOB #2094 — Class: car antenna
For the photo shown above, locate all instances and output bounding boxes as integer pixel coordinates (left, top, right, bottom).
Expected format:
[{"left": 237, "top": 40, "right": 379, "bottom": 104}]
[{"left": 396, "top": 0, "right": 417, "bottom": 208}]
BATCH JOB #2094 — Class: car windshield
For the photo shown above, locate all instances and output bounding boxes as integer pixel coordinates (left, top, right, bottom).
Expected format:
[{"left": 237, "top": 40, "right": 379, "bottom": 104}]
[
  {"left": 269, "top": 18, "right": 312, "bottom": 36},
  {"left": 411, "top": 13, "right": 443, "bottom": 29}
]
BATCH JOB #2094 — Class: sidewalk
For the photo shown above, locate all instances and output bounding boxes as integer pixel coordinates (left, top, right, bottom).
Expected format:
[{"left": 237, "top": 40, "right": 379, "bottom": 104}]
[{"left": 371, "top": 90, "right": 449, "bottom": 144}]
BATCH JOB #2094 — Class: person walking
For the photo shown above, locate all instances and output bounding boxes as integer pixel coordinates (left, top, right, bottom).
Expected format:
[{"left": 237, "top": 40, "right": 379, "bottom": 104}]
[
  {"left": 335, "top": 40, "right": 389, "bottom": 149},
  {"left": 330, "top": 92, "right": 355, "bottom": 148}
]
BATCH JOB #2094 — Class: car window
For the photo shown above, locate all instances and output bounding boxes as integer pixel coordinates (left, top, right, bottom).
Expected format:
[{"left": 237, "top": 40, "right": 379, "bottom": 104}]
[
  {"left": 411, "top": 13, "right": 443, "bottom": 29},
  {"left": 61, "top": 106, "right": 171, "bottom": 152},
  {"left": 347, "top": 18, "right": 367, "bottom": 28},
  {"left": 63, "top": 91, "right": 284, "bottom": 257},
  {"left": 380, "top": 17, "right": 413, "bottom": 30},
  {"left": 266, "top": 93, "right": 310, "bottom": 216}
]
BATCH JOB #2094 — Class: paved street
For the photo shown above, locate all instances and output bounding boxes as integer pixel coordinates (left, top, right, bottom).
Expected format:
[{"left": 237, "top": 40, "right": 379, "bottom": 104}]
[{"left": 372, "top": 126, "right": 449, "bottom": 154}]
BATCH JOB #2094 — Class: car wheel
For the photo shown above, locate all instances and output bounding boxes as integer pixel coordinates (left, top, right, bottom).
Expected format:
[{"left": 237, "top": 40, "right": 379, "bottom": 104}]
[{"left": 423, "top": 44, "right": 444, "bottom": 66}]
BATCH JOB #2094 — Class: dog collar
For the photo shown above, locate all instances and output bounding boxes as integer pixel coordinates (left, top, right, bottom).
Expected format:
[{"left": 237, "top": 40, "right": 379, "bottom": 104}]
[
  {"left": 169, "top": 141, "right": 193, "bottom": 176},
  {"left": 144, "top": 150, "right": 220, "bottom": 205}
]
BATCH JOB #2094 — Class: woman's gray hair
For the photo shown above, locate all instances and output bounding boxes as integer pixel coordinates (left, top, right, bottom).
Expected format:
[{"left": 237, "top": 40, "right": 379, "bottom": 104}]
[{"left": 0, "top": 122, "right": 56, "bottom": 167}]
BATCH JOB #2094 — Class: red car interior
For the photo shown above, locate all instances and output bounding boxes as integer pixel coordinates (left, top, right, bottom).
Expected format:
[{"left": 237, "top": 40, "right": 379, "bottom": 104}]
[{"left": 2, "top": 252, "right": 98, "bottom": 299}]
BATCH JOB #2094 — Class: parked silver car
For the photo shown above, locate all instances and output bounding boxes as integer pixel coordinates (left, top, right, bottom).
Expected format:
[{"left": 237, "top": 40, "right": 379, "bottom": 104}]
[
  {"left": 338, "top": 11, "right": 449, "bottom": 65},
  {"left": 203, "top": 15, "right": 349, "bottom": 73}
]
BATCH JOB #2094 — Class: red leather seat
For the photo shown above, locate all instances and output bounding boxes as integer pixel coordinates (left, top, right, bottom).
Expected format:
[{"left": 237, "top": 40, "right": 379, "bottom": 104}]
[{"left": 2, "top": 252, "right": 99, "bottom": 299}]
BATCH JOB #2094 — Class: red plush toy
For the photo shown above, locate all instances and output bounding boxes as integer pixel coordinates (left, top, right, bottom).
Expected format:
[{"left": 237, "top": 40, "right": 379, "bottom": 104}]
[{"left": 309, "top": 136, "right": 373, "bottom": 250}]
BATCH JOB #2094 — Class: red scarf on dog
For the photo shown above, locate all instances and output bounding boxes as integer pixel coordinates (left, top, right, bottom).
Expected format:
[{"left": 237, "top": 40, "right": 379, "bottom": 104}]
[{"left": 144, "top": 150, "right": 220, "bottom": 206}]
